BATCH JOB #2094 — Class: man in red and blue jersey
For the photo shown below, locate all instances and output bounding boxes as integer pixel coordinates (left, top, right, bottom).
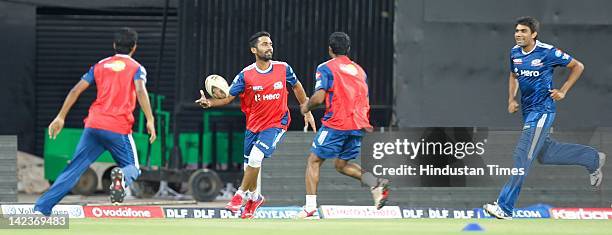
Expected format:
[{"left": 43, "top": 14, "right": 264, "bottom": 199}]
[
  {"left": 195, "top": 31, "right": 316, "bottom": 219},
  {"left": 34, "top": 28, "right": 156, "bottom": 216},
  {"left": 296, "top": 32, "right": 390, "bottom": 218}
]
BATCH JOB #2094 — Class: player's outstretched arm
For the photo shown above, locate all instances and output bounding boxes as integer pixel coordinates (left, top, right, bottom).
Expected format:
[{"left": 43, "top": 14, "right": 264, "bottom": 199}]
[
  {"left": 550, "top": 58, "right": 585, "bottom": 101},
  {"left": 508, "top": 72, "right": 519, "bottom": 114},
  {"left": 195, "top": 90, "right": 235, "bottom": 108},
  {"left": 292, "top": 81, "right": 316, "bottom": 132},
  {"left": 135, "top": 79, "right": 156, "bottom": 143},
  {"left": 48, "top": 79, "right": 90, "bottom": 139}
]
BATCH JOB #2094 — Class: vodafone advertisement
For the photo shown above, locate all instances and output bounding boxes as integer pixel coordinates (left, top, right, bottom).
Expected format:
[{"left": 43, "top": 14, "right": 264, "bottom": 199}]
[
  {"left": 550, "top": 208, "right": 612, "bottom": 220},
  {"left": 83, "top": 206, "right": 164, "bottom": 219}
]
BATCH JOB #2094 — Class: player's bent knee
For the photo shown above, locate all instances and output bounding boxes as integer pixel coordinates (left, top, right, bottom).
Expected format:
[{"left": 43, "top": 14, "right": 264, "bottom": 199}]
[
  {"left": 334, "top": 159, "right": 347, "bottom": 172},
  {"left": 247, "top": 146, "right": 265, "bottom": 168},
  {"left": 308, "top": 153, "right": 323, "bottom": 163},
  {"left": 334, "top": 165, "right": 344, "bottom": 173}
]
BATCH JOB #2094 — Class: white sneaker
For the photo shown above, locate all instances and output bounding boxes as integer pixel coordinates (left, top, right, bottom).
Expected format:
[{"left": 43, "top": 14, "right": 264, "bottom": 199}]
[
  {"left": 371, "top": 178, "right": 390, "bottom": 210},
  {"left": 483, "top": 202, "right": 512, "bottom": 220},
  {"left": 590, "top": 152, "right": 606, "bottom": 190}
]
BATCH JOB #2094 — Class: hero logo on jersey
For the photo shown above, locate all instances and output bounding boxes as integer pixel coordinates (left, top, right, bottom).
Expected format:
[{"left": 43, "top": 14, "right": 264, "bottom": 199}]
[
  {"left": 531, "top": 59, "right": 543, "bottom": 67},
  {"left": 263, "top": 93, "right": 281, "bottom": 101},
  {"left": 273, "top": 81, "right": 283, "bottom": 90},
  {"left": 254, "top": 93, "right": 281, "bottom": 102},
  {"left": 520, "top": 70, "right": 540, "bottom": 77}
]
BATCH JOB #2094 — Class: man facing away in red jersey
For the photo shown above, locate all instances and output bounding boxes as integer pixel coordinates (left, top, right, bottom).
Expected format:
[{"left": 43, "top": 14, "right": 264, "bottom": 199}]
[
  {"left": 34, "top": 28, "right": 156, "bottom": 216},
  {"left": 297, "top": 32, "right": 390, "bottom": 218}
]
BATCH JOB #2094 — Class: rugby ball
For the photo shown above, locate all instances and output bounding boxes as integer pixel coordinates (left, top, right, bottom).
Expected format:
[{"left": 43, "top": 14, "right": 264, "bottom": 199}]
[{"left": 204, "top": 74, "right": 229, "bottom": 99}]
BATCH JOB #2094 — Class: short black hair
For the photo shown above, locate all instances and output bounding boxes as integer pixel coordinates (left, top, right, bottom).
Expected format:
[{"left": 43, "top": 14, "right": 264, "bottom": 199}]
[
  {"left": 329, "top": 32, "right": 350, "bottom": 55},
  {"left": 515, "top": 16, "right": 540, "bottom": 36},
  {"left": 249, "top": 31, "right": 271, "bottom": 48},
  {"left": 114, "top": 27, "right": 138, "bottom": 54}
]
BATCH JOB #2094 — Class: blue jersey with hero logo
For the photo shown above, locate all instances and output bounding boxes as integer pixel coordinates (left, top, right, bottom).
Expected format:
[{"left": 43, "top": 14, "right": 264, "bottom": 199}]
[{"left": 509, "top": 40, "right": 573, "bottom": 114}]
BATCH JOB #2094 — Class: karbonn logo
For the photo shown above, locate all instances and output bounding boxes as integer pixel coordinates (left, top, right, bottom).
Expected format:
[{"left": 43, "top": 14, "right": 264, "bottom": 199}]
[
  {"left": 552, "top": 208, "right": 612, "bottom": 220},
  {"left": 91, "top": 207, "right": 152, "bottom": 218},
  {"left": 513, "top": 210, "right": 542, "bottom": 218},
  {"left": 520, "top": 70, "right": 540, "bottom": 77}
]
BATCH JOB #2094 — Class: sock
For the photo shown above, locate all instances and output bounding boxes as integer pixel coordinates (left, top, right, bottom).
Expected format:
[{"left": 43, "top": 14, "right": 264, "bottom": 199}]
[
  {"left": 125, "top": 186, "right": 133, "bottom": 197},
  {"left": 361, "top": 172, "right": 379, "bottom": 188},
  {"left": 250, "top": 191, "right": 261, "bottom": 201},
  {"left": 305, "top": 195, "right": 317, "bottom": 211},
  {"left": 235, "top": 189, "right": 246, "bottom": 198}
]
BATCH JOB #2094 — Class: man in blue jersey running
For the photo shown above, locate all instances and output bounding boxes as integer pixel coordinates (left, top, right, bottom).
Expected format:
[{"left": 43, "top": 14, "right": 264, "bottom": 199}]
[{"left": 483, "top": 16, "right": 606, "bottom": 220}]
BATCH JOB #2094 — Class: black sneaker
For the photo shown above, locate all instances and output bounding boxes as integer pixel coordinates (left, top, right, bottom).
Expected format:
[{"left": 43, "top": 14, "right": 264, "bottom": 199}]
[{"left": 110, "top": 167, "right": 126, "bottom": 204}]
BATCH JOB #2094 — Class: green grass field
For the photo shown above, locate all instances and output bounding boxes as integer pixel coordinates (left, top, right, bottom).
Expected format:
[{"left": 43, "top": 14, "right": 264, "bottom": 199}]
[{"left": 2, "top": 219, "right": 611, "bottom": 235}]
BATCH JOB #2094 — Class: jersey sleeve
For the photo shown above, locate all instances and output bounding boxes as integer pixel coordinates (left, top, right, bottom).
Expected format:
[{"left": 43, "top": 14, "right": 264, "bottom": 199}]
[
  {"left": 509, "top": 51, "right": 515, "bottom": 73},
  {"left": 133, "top": 66, "right": 147, "bottom": 83},
  {"left": 229, "top": 72, "right": 245, "bottom": 96},
  {"left": 547, "top": 47, "right": 573, "bottom": 67},
  {"left": 286, "top": 64, "right": 298, "bottom": 87},
  {"left": 314, "top": 65, "right": 333, "bottom": 91},
  {"left": 81, "top": 66, "right": 95, "bottom": 84}
]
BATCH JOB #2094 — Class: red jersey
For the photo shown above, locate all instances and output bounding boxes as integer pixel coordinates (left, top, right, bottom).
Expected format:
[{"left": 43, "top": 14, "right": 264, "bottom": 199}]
[
  {"left": 81, "top": 54, "right": 147, "bottom": 134},
  {"left": 315, "top": 56, "right": 372, "bottom": 131},
  {"left": 228, "top": 61, "right": 299, "bottom": 133}
]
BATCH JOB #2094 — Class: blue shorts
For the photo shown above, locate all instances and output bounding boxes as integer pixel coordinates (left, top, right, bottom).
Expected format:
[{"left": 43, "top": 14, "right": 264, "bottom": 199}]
[
  {"left": 310, "top": 126, "right": 363, "bottom": 161},
  {"left": 243, "top": 127, "right": 286, "bottom": 163}
]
